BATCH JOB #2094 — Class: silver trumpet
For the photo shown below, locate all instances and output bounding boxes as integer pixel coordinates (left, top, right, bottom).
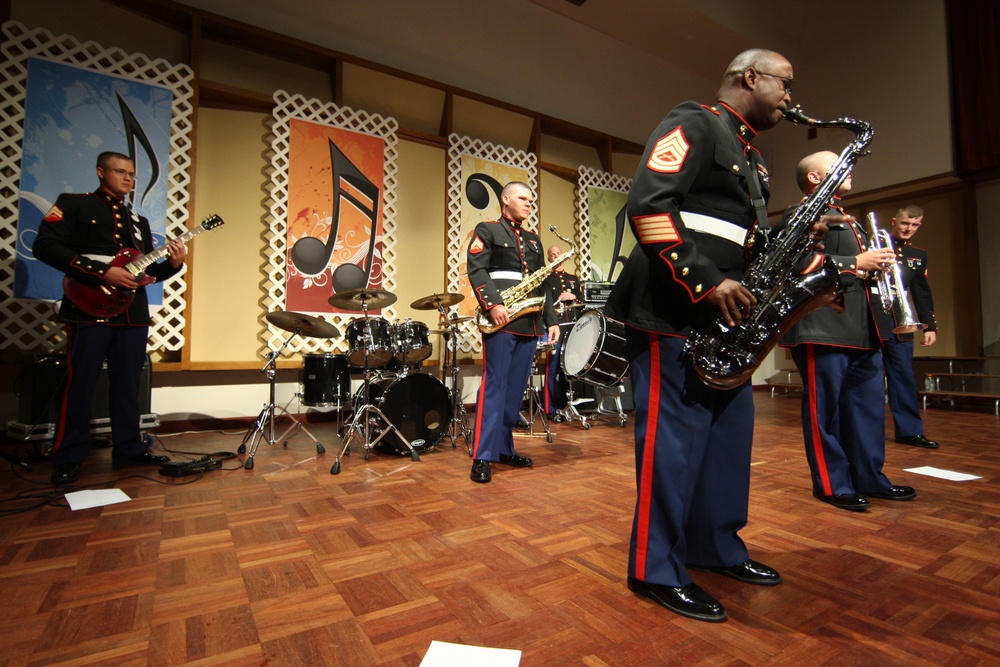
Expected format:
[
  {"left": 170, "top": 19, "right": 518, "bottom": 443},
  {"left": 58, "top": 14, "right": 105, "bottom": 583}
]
[{"left": 866, "top": 212, "right": 926, "bottom": 334}]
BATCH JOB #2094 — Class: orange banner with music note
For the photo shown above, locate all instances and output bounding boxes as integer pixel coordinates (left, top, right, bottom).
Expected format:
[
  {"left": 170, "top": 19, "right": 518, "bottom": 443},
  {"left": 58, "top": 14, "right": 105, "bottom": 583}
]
[{"left": 286, "top": 118, "right": 386, "bottom": 313}]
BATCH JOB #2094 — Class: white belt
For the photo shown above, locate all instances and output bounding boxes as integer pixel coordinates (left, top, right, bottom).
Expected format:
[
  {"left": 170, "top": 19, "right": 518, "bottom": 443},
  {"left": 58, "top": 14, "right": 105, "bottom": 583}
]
[
  {"left": 489, "top": 270, "right": 523, "bottom": 281},
  {"left": 680, "top": 211, "right": 748, "bottom": 246},
  {"left": 83, "top": 253, "right": 115, "bottom": 262}
]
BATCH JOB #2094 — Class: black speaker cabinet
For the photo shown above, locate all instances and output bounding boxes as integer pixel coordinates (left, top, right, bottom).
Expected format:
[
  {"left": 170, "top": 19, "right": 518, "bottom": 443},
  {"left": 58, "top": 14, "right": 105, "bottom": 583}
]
[{"left": 12, "top": 354, "right": 154, "bottom": 439}]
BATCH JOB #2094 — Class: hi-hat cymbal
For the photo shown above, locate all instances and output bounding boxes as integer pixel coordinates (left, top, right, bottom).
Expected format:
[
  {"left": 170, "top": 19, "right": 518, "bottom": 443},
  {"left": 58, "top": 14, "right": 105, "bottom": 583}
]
[
  {"left": 266, "top": 310, "right": 340, "bottom": 338},
  {"left": 411, "top": 292, "right": 465, "bottom": 310},
  {"left": 446, "top": 316, "right": 474, "bottom": 324},
  {"left": 328, "top": 288, "right": 397, "bottom": 311},
  {"left": 561, "top": 302, "right": 587, "bottom": 310}
]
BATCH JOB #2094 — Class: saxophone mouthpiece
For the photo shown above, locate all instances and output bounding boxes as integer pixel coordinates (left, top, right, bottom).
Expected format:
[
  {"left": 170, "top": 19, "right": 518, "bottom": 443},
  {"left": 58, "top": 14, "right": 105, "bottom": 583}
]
[{"left": 783, "top": 106, "right": 814, "bottom": 125}]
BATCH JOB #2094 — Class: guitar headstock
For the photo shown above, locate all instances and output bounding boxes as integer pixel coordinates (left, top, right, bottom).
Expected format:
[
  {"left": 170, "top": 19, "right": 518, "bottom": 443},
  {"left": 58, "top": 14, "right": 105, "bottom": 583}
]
[{"left": 201, "top": 214, "right": 224, "bottom": 230}]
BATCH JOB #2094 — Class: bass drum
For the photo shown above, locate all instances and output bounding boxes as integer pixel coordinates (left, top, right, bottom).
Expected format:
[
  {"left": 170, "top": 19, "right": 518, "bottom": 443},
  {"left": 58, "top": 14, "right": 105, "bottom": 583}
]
[
  {"left": 561, "top": 309, "right": 629, "bottom": 387},
  {"left": 362, "top": 373, "right": 451, "bottom": 454},
  {"left": 301, "top": 353, "right": 352, "bottom": 407}
]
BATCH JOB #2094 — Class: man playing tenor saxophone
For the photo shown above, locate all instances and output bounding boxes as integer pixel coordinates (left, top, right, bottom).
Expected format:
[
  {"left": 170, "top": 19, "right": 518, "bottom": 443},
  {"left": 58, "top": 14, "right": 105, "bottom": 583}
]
[
  {"left": 466, "top": 182, "right": 560, "bottom": 484},
  {"left": 604, "top": 48, "right": 795, "bottom": 622}
]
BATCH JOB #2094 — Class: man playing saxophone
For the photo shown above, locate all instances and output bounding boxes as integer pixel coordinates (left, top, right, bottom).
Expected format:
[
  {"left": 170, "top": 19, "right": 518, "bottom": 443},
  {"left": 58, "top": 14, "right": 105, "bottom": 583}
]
[
  {"left": 778, "top": 151, "right": 918, "bottom": 512},
  {"left": 466, "top": 181, "right": 559, "bottom": 483},
  {"left": 604, "top": 48, "right": 794, "bottom": 622}
]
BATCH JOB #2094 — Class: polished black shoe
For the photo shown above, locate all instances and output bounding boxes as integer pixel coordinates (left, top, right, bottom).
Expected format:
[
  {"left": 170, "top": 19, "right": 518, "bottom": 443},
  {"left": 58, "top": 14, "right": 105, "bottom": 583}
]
[
  {"left": 112, "top": 451, "right": 170, "bottom": 467},
  {"left": 627, "top": 577, "right": 727, "bottom": 622},
  {"left": 813, "top": 491, "right": 870, "bottom": 511},
  {"left": 497, "top": 453, "right": 533, "bottom": 468},
  {"left": 689, "top": 559, "right": 782, "bottom": 586},
  {"left": 895, "top": 435, "right": 939, "bottom": 449},
  {"left": 470, "top": 459, "right": 491, "bottom": 483},
  {"left": 50, "top": 463, "right": 82, "bottom": 485},
  {"left": 515, "top": 420, "right": 530, "bottom": 429},
  {"left": 867, "top": 485, "right": 917, "bottom": 501}
]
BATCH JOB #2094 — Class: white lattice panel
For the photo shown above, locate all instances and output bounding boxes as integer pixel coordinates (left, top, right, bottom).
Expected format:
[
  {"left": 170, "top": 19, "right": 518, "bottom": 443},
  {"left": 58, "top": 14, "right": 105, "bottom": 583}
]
[
  {"left": 575, "top": 167, "right": 632, "bottom": 280},
  {"left": 260, "top": 90, "right": 399, "bottom": 359},
  {"left": 446, "top": 133, "right": 537, "bottom": 355},
  {"left": 0, "top": 20, "right": 193, "bottom": 353}
]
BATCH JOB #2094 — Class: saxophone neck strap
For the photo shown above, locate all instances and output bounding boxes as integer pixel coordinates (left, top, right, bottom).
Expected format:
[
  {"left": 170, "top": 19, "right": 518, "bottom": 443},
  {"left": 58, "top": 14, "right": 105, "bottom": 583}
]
[{"left": 709, "top": 110, "right": 771, "bottom": 230}]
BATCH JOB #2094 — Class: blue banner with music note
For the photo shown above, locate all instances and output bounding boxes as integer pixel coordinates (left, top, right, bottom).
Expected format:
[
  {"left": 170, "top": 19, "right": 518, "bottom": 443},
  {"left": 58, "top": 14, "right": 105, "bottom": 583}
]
[{"left": 14, "top": 57, "right": 173, "bottom": 302}]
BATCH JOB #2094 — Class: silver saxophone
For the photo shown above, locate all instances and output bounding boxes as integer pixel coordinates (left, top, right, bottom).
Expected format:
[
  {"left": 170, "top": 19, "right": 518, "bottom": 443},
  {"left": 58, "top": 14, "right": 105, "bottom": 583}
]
[
  {"left": 866, "top": 211, "right": 927, "bottom": 334},
  {"left": 685, "top": 106, "right": 874, "bottom": 389},
  {"left": 475, "top": 225, "right": 576, "bottom": 334}
]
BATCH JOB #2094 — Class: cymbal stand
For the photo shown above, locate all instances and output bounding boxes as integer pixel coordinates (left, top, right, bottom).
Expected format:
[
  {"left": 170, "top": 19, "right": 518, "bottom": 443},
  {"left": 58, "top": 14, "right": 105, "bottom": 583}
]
[
  {"left": 240, "top": 328, "right": 325, "bottom": 470},
  {"left": 439, "top": 309, "right": 473, "bottom": 453},
  {"left": 519, "top": 350, "right": 553, "bottom": 443},
  {"left": 331, "top": 305, "right": 422, "bottom": 474}
]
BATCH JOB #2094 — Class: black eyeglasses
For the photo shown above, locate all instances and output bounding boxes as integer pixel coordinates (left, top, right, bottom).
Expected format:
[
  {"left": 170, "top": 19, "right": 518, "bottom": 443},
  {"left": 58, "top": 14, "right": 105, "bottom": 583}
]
[{"left": 756, "top": 71, "right": 793, "bottom": 94}]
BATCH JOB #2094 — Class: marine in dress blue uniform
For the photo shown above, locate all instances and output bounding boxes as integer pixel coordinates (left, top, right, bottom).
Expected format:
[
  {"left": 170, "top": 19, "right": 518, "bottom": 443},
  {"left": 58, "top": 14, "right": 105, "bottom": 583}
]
[
  {"left": 778, "top": 151, "right": 917, "bottom": 512},
  {"left": 33, "top": 152, "right": 185, "bottom": 484},
  {"left": 603, "top": 49, "right": 792, "bottom": 622},
  {"left": 873, "top": 206, "right": 939, "bottom": 448},
  {"left": 541, "top": 251, "right": 583, "bottom": 417},
  {"left": 466, "top": 182, "right": 558, "bottom": 483}
]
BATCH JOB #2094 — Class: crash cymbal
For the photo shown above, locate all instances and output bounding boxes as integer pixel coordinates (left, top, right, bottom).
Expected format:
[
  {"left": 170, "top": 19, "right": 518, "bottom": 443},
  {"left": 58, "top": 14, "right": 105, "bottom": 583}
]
[
  {"left": 266, "top": 310, "right": 340, "bottom": 338},
  {"left": 411, "top": 292, "right": 465, "bottom": 310},
  {"left": 328, "top": 288, "right": 397, "bottom": 311}
]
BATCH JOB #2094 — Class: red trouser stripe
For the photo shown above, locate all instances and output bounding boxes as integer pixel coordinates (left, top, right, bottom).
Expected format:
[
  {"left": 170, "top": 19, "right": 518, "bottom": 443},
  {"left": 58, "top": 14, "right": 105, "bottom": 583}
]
[
  {"left": 805, "top": 346, "right": 833, "bottom": 495},
  {"left": 471, "top": 340, "right": 488, "bottom": 460},
  {"left": 633, "top": 332, "right": 660, "bottom": 579}
]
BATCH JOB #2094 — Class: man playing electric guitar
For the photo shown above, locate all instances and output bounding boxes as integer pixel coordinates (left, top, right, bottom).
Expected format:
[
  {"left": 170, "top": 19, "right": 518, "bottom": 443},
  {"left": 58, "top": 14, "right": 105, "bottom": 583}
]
[{"left": 33, "top": 151, "right": 186, "bottom": 484}]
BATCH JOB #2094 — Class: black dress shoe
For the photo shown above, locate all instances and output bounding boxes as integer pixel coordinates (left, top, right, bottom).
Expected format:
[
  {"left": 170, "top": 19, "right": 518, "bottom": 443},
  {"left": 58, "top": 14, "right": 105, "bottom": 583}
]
[
  {"left": 867, "top": 485, "right": 917, "bottom": 501},
  {"left": 689, "top": 559, "right": 783, "bottom": 586},
  {"left": 813, "top": 491, "right": 870, "bottom": 511},
  {"left": 895, "top": 435, "right": 939, "bottom": 449},
  {"left": 515, "top": 420, "right": 530, "bottom": 429},
  {"left": 627, "top": 577, "right": 727, "bottom": 622},
  {"left": 497, "top": 453, "right": 533, "bottom": 467},
  {"left": 112, "top": 451, "right": 170, "bottom": 467},
  {"left": 50, "top": 463, "right": 82, "bottom": 485},
  {"left": 470, "top": 459, "right": 491, "bottom": 483}
]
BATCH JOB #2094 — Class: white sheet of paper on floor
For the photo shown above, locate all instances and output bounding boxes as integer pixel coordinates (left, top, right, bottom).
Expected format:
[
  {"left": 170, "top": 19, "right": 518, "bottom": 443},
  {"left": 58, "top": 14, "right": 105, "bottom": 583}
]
[
  {"left": 420, "top": 640, "right": 521, "bottom": 667},
  {"left": 64, "top": 488, "right": 132, "bottom": 511},
  {"left": 903, "top": 466, "right": 982, "bottom": 482}
]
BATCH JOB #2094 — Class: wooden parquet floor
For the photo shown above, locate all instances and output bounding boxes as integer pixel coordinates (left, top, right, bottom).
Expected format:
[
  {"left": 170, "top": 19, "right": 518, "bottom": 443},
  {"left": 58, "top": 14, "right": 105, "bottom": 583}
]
[{"left": 1, "top": 393, "right": 998, "bottom": 666}]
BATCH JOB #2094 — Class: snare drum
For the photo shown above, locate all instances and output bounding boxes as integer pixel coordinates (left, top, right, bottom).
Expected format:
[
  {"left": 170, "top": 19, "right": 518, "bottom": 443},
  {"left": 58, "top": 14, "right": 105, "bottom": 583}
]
[
  {"left": 301, "top": 353, "right": 352, "bottom": 407},
  {"left": 346, "top": 317, "right": 393, "bottom": 367},
  {"left": 561, "top": 309, "right": 629, "bottom": 387},
  {"left": 359, "top": 373, "right": 451, "bottom": 454},
  {"left": 393, "top": 320, "right": 432, "bottom": 364}
]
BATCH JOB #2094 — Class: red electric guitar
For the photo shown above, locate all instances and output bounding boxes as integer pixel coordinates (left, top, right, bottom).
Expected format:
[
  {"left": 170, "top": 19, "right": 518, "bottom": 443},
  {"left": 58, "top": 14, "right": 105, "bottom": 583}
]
[{"left": 63, "top": 214, "right": 224, "bottom": 318}]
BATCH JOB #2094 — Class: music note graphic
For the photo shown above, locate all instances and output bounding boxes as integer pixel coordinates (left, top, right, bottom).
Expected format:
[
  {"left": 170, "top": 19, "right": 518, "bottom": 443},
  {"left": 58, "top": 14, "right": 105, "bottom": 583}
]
[
  {"left": 116, "top": 92, "right": 160, "bottom": 209},
  {"left": 608, "top": 204, "right": 629, "bottom": 282},
  {"left": 290, "top": 139, "right": 380, "bottom": 289},
  {"left": 465, "top": 173, "right": 504, "bottom": 212}
]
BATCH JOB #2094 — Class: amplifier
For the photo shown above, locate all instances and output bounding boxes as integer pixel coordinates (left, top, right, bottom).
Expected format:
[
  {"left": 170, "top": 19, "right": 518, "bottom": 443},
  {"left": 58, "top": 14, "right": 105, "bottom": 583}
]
[
  {"left": 7, "top": 354, "right": 156, "bottom": 442},
  {"left": 583, "top": 281, "right": 615, "bottom": 306}
]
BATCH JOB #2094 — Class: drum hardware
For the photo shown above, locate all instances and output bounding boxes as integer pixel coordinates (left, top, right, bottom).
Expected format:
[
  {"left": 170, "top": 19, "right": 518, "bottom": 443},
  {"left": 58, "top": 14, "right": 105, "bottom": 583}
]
[
  {"left": 359, "top": 373, "right": 451, "bottom": 456},
  {"left": 517, "top": 341, "right": 553, "bottom": 443},
  {"left": 329, "top": 289, "right": 424, "bottom": 474},
  {"left": 424, "top": 300, "right": 474, "bottom": 451},
  {"left": 240, "top": 311, "right": 335, "bottom": 470}
]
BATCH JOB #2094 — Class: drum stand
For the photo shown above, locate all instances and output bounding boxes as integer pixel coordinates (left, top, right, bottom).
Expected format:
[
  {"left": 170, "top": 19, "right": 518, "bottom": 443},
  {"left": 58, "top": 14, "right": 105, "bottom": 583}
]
[
  {"left": 557, "top": 382, "right": 596, "bottom": 430},
  {"left": 240, "top": 330, "right": 325, "bottom": 470},
  {"left": 331, "top": 309, "right": 423, "bottom": 475},
  {"left": 518, "top": 353, "right": 553, "bottom": 443},
  {"left": 439, "top": 312, "right": 473, "bottom": 454}
]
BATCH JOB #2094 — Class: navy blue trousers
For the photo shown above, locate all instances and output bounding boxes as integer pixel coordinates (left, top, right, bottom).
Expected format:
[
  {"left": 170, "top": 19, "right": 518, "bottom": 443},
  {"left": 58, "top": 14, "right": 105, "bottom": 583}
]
[
  {"left": 471, "top": 331, "right": 537, "bottom": 462},
  {"left": 882, "top": 336, "right": 924, "bottom": 439},
  {"left": 51, "top": 323, "right": 149, "bottom": 467},
  {"left": 626, "top": 329, "right": 753, "bottom": 588},
  {"left": 791, "top": 344, "right": 892, "bottom": 497}
]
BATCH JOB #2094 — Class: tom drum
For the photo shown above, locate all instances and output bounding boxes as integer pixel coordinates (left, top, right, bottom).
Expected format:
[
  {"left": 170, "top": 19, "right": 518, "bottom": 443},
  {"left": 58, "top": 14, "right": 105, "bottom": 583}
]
[
  {"left": 346, "top": 317, "right": 394, "bottom": 367},
  {"left": 301, "top": 353, "right": 352, "bottom": 407}
]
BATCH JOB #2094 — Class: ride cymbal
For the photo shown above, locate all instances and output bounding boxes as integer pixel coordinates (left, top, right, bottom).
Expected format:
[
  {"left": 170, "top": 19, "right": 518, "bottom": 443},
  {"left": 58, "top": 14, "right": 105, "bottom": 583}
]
[
  {"left": 266, "top": 310, "right": 339, "bottom": 338},
  {"left": 328, "top": 288, "right": 397, "bottom": 311},
  {"left": 411, "top": 292, "right": 465, "bottom": 310}
]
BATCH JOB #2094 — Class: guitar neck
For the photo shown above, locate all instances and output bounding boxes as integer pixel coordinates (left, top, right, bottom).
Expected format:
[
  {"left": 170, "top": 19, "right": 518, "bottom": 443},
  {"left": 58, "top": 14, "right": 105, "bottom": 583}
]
[{"left": 126, "top": 225, "right": 207, "bottom": 274}]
